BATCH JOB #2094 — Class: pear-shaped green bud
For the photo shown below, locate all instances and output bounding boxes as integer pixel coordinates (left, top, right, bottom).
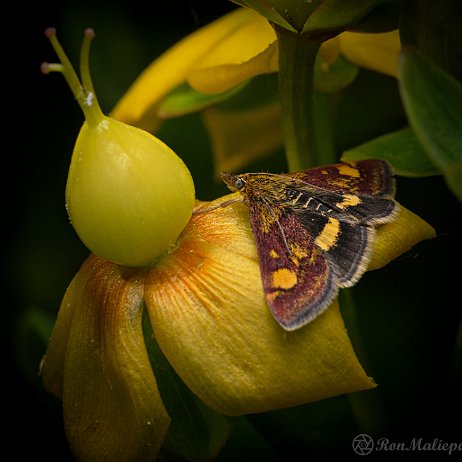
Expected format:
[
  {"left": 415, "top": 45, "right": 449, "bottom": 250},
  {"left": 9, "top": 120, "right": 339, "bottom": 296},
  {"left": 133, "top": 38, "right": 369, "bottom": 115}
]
[{"left": 42, "top": 28, "right": 195, "bottom": 267}]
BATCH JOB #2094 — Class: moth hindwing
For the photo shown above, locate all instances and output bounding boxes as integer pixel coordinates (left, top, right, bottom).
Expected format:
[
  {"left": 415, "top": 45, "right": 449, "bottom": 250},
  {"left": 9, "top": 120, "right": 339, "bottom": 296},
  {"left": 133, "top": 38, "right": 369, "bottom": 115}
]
[{"left": 220, "top": 159, "right": 399, "bottom": 331}]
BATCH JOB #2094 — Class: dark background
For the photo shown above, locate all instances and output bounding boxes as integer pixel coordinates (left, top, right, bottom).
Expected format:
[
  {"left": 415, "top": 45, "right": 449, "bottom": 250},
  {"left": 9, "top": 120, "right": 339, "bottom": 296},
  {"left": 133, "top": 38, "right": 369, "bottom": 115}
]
[{"left": 5, "top": 1, "right": 462, "bottom": 460}]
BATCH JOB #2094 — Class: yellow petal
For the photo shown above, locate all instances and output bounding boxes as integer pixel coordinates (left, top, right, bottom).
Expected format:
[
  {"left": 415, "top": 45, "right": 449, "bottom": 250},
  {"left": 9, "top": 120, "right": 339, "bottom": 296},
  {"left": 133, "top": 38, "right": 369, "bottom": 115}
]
[
  {"left": 41, "top": 259, "right": 93, "bottom": 399},
  {"left": 111, "top": 8, "right": 274, "bottom": 131},
  {"left": 42, "top": 255, "right": 170, "bottom": 461},
  {"left": 111, "top": 9, "right": 401, "bottom": 134},
  {"left": 202, "top": 100, "right": 283, "bottom": 177},
  {"left": 144, "top": 196, "right": 374, "bottom": 416},
  {"left": 319, "top": 36, "right": 341, "bottom": 65},
  {"left": 339, "top": 30, "right": 401, "bottom": 78},
  {"left": 370, "top": 204, "right": 436, "bottom": 270},
  {"left": 187, "top": 42, "right": 278, "bottom": 94}
]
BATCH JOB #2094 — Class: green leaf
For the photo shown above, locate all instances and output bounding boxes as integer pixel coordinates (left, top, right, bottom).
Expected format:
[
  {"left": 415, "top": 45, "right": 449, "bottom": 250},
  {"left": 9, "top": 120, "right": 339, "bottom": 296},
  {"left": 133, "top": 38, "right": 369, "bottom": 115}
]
[
  {"left": 142, "top": 309, "right": 233, "bottom": 462},
  {"left": 341, "top": 127, "right": 439, "bottom": 177},
  {"left": 348, "top": 1, "right": 400, "bottom": 33},
  {"left": 14, "top": 307, "right": 55, "bottom": 381},
  {"left": 302, "top": 0, "right": 388, "bottom": 35},
  {"left": 216, "top": 73, "right": 279, "bottom": 111},
  {"left": 315, "top": 54, "right": 359, "bottom": 93},
  {"left": 399, "top": 48, "right": 462, "bottom": 200},
  {"left": 232, "top": 0, "right": 392, "bottom": 35},
  {"left": 399, "top": 1, "right": 462, "bottom": 82},
  {"left": 157, "top": 82, "right": 247, "bottom": 119},
  {"left": 230, "top": 0, "right": 298, "bottom": 33}
]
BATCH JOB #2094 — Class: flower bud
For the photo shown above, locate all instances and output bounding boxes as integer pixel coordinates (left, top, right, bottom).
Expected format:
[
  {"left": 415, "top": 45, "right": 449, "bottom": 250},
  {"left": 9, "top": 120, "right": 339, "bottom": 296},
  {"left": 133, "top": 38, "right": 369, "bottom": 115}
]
[{"left": 42, "top": 28, "right": 195, "bottom": 267}]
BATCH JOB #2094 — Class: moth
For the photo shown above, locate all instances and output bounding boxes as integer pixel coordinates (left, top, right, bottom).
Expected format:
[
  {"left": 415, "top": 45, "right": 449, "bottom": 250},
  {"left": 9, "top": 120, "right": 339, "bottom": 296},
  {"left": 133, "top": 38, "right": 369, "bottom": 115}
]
[{"left": 204, "top": 159, "right": 399, "bottom": 331}]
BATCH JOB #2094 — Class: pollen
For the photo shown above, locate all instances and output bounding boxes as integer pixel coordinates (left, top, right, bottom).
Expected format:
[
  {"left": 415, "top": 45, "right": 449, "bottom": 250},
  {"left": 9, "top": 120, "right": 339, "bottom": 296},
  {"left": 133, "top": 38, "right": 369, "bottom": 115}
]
[
  {"left": 84, "top": 91, "right": 95, "bottom": 107},
  {"left": 272, "top": 268, "right": 298, "bottom": 290}
]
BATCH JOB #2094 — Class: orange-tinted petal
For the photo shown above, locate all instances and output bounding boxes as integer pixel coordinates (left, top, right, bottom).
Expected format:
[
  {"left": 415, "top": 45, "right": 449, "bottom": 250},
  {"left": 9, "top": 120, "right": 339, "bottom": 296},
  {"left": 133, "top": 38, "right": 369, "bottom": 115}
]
[
  {"left": 144, "top": 196, "right": 374, "bottom": 416},
  {"left": 42, "top": 255, "right": 170, "bottom": 461}
]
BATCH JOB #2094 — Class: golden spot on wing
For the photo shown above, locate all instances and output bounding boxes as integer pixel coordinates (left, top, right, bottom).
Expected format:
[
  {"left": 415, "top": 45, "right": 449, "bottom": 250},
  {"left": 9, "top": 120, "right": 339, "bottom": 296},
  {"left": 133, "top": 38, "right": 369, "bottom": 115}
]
[
  {"left": 259, "top": 211, "right": 275, "bottom": 234},
  {"left": 321, "top": 169, "right": 329, "bottom": 174},
  {"left": 272, "top": 268, "right": 298, "bottom": 290},
  {"left": 270, "top": 249, "right": 279, "bottom": 259},
  {"left": 288, "top": 241, "right": 309, "bottom": 265},
  {"left": 328, "top": 177, "right": 358, "bottom": 190},
  {"left": 336, "top": 193, "right": 361, "bottom": 209},
  {"left": 259, "top": 205, "right": 282, "bottom": 234},
  {"left": 266, "top": 291, "right": 281, "bottom": 303},
  {"left": 315, "top": 217, "right": 341, "bottom": 251},
  {"left": 338, "top": 164, "right": 360, "bottom": 177}
]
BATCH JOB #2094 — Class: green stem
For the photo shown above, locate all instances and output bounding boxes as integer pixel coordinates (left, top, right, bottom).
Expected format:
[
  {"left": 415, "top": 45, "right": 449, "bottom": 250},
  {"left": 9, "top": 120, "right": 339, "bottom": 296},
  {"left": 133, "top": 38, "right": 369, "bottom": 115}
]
[
  {"left": 313, "top": 91, "right": 336, "bottom": 165},
  {"left": 275, "top": 27, "right": 321, "bottom": 171}
]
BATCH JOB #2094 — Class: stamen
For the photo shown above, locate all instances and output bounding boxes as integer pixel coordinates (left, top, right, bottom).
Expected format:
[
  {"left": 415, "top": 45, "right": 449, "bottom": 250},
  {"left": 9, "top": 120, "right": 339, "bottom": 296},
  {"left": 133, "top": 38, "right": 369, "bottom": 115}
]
[
  {"left": 80, "top": 28, "right": 98, "bottom": 102},
  {"left": 40, "top": 62, "right": 64, "bottom": 74},
  {"left": 43, "top": 27, "right": 103, "bottom": 126},
  {"left": 45, "top": 27, "right": 57, "bottom": 38}
]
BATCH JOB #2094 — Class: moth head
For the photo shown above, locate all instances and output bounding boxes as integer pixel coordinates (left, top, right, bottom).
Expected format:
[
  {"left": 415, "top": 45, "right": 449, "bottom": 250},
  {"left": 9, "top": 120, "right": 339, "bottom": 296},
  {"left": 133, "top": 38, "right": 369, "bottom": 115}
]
[{"left": 221, "top": 172, "right": 247, "bottom": 192}]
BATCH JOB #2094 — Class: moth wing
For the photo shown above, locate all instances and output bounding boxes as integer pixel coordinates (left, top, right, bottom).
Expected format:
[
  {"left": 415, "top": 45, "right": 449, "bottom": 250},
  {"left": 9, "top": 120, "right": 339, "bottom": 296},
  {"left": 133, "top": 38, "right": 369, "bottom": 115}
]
[
  {"left": 294, "top": 209, "right": 374, "bottom": 286},
  {"left": 289, "top": 159, "right": 396, "bottom": 196},
  {"left": 287, "top": 187, "right": 399, "bottom": 225},
  {"left": 248, "top": 202, "right": 337, "bottom": 331},
  {"left": 285, "top": 159, "right": 399, "bottom": 225},
  {"left": 244, "top": 159, "right": 397, "bottom": 330}
]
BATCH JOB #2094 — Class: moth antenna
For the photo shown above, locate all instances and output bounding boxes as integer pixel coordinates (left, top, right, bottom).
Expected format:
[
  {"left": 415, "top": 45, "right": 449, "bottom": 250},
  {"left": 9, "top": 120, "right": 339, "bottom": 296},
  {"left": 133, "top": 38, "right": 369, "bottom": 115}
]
[
  {"left": 247, "top": 171, "right": 316, "bottom": 191},
  {"left": 193, "top": 198, "right": 242, "bottom": 214}
]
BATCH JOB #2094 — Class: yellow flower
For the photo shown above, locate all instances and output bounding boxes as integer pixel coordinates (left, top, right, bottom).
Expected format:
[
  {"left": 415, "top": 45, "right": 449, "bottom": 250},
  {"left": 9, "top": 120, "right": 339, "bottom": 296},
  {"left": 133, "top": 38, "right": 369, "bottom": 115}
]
[
  {"left": 40, "top": 11, "right": 434, "bottom": 461},
  {"left": 112, "top": 8, "right": 400, "bottom": 174},
  {"left": 41, "top": 194, "right": 435, "bottom": 460}
]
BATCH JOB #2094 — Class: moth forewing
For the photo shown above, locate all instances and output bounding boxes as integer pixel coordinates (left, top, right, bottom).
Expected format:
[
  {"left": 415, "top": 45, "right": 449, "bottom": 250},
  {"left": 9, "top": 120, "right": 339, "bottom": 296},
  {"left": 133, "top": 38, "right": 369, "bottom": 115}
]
[{"left": 218, "top": 160, "right": 399, "bottom": 330}]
